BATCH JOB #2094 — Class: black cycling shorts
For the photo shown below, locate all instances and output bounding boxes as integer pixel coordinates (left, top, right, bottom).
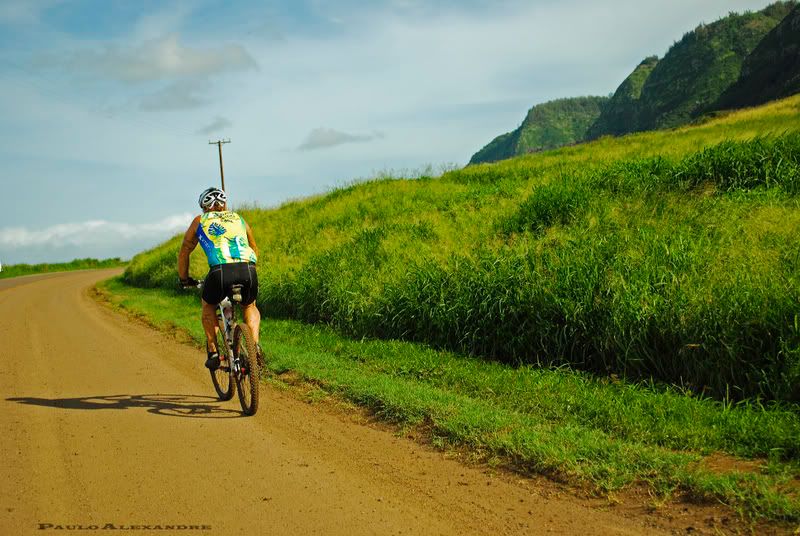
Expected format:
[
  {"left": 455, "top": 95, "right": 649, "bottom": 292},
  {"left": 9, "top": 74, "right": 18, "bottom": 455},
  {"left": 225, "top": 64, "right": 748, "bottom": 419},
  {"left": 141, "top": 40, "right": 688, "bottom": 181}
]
[{"left": 202, "top": 262, "right": 258, "bottom": 306}]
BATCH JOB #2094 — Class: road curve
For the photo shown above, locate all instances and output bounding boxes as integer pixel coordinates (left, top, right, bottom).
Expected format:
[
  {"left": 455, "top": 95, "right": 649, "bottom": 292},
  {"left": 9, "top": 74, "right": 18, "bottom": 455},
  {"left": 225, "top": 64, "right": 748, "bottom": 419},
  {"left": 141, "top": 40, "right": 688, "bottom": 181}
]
[{"left": 0, "top": 269, "right": 663, "bottom": 535}]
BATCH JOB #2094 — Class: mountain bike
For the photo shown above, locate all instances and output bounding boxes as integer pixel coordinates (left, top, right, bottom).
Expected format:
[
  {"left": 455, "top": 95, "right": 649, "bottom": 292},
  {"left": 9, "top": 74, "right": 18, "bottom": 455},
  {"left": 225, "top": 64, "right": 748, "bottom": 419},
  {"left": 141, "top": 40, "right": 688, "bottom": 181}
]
[{"left": 190, "top": 282, "right": 260, "bottom": 416}]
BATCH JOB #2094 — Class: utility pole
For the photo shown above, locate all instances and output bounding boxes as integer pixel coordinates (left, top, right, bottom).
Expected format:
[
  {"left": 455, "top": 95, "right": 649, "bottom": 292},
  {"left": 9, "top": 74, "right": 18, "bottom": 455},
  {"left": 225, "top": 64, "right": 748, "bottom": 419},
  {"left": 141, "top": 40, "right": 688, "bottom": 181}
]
[{"left": 209, "top": 139, "right": 231, "bottom": 191}]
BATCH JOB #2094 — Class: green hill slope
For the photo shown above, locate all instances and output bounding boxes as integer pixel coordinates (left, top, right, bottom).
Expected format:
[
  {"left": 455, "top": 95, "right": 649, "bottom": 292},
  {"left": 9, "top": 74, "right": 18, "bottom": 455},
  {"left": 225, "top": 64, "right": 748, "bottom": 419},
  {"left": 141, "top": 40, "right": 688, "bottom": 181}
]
[
  {"left": 126, "top": 95, "right": 800, "bottom": 403},
  {"left": 469, "top": 96, "right": 608, "bottom": 164},
  {"left": 714, "top": 3, "right": 800, "bottom": 110}
]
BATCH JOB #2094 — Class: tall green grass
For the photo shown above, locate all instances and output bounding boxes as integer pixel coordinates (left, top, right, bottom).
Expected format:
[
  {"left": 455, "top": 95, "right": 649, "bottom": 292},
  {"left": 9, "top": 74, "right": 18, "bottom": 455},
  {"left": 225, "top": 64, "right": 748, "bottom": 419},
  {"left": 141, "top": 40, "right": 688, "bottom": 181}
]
[{"left": 124, "top": 94, "right": 800, "bottom": 402}]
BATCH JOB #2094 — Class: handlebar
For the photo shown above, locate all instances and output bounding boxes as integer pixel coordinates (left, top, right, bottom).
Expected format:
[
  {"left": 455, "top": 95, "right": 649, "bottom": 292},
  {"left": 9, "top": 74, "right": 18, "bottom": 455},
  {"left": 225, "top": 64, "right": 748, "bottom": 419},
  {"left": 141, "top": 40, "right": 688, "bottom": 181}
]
[{"left": 179, "top": 277, "right": 203, "bottom": 290}]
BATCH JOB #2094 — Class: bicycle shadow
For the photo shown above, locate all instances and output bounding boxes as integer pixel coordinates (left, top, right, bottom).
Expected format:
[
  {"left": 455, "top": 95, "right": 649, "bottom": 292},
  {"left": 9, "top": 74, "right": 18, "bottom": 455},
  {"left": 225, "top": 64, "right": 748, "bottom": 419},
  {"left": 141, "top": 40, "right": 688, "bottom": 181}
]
[{"left": 6, "top": 393, "right": 243, "bottom": 419}]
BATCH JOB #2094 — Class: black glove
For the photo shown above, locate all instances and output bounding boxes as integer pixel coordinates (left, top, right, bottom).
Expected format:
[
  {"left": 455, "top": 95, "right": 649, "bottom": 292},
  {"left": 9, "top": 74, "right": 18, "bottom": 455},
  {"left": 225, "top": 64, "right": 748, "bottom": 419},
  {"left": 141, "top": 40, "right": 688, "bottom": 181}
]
[{"left": 180, "top": 277, "right": 200, "bottom": 289}]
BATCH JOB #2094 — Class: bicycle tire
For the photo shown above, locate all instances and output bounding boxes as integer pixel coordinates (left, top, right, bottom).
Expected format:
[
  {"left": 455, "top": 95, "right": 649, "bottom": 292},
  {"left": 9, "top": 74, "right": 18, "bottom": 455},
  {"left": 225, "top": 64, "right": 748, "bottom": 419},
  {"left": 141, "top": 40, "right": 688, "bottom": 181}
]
[
  {"left": 210, "top": 320, "right": 235, "bottom": 401},
  {"left": 233, "top": 323, "right": 260, "bottom": 416}
]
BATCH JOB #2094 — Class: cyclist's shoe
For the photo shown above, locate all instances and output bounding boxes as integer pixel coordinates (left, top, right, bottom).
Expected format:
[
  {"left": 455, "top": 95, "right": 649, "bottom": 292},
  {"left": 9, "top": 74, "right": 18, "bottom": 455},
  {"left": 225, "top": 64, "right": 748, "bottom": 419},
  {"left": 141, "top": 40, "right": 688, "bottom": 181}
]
[
  {"left": 256, "top": 344, "right": 265, "bottom": 364},
  {"left": 205, "top": 351, "right": 221, "bottom": 370}
]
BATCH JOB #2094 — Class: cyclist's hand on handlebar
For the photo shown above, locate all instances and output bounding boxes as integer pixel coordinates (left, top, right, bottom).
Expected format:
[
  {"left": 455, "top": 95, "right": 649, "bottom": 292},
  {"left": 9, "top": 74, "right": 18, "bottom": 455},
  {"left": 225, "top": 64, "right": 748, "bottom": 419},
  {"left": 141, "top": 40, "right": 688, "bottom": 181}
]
[{"left": 180, "top": 277, "right": 201, "bottom": 289}]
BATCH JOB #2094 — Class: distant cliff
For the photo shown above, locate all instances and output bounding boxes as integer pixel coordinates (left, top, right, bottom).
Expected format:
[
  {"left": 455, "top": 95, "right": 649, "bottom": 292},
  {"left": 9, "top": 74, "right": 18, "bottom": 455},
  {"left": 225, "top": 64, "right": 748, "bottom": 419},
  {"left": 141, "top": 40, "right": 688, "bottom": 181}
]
[
  {"left": 585, "top": 56, "right": 658, "bottom": 140},
  {"left": 714, "top": 3, "right": 800, "bottom": 110},
  {"left": 469, "top": 96, "right": 609, "bottom": 164}
]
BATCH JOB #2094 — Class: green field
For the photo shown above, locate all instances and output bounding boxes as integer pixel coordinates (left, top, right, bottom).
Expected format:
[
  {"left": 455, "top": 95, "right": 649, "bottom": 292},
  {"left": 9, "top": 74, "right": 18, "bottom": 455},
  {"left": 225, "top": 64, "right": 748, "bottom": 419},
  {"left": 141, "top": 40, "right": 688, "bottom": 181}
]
[
  {"left": 126, "top": 95, "right": 800, "bottom": 403},
  {"left": 114, "top": 94, "right": 800, "bottom": 522},
  {"left": 0, "top": 258, "right": 126, "bottom": 280}
]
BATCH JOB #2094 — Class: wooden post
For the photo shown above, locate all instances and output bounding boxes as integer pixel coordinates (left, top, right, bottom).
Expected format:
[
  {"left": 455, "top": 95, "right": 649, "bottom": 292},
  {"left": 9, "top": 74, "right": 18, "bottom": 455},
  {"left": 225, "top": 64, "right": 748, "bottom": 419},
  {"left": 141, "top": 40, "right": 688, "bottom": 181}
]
[{"left": 209, "top": 139, "right": 231, "bottom": 192}]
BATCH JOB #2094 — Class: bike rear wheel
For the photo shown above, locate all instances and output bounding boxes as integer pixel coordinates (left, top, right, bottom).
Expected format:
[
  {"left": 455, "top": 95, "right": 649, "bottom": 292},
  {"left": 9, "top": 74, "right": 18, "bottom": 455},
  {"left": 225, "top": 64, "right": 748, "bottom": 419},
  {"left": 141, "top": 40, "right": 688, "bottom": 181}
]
[
  {"left": 210, "top": 321, "right": 235, "bottom": 401},
  {"left": 233, "top": 323, "right": 260, "bottom": 416}
]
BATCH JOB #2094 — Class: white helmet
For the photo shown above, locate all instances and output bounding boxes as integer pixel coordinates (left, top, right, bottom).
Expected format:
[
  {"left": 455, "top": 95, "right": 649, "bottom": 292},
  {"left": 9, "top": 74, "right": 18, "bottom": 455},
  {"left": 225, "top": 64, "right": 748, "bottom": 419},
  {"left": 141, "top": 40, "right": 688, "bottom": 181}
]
[{"left": 198, "top": 187, "right": 227, "bottom": 209}]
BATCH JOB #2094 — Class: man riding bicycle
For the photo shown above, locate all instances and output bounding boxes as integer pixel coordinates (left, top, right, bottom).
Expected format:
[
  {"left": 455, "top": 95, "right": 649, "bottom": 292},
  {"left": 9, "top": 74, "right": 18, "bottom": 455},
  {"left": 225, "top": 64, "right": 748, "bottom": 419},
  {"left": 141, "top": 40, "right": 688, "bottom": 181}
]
[{"left": 178, "top": 187, "right": 262, "bottom": 370}]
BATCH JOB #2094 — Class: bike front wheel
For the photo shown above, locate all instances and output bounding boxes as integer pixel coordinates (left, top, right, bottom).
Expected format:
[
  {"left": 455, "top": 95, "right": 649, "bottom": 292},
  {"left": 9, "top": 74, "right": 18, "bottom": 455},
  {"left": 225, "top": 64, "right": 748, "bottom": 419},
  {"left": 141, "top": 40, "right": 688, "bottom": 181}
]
[
  {"left": 233, "top": 323, "right": 260, "bottom": 416},
  {"left": 210, "top": 321, "right": 235, "bottom": 401}
]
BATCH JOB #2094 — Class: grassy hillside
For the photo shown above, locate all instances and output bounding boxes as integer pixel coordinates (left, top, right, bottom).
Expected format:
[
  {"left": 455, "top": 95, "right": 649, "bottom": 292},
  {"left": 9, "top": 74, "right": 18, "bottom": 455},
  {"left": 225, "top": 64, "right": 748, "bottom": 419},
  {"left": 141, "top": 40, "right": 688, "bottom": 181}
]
[
  {"left": 125, "top": 94, "right": 800, "bottom": 403},
  {"left": 0, "top": 257, "right": 125, "bottom": 279},
  {"left": 715, "top": 3, "right": 800, "bottom": 110},
  {"left": 469, "top": 96, "right": 608, "bottom": 164}
]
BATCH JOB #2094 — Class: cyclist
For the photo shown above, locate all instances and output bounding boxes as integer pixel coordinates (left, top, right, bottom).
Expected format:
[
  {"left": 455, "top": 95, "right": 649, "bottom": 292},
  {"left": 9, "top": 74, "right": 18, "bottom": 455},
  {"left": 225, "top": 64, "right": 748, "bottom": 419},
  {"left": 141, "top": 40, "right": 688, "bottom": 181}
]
[{"left": 178, "top": 187, "right": 261, "bottom": 370}]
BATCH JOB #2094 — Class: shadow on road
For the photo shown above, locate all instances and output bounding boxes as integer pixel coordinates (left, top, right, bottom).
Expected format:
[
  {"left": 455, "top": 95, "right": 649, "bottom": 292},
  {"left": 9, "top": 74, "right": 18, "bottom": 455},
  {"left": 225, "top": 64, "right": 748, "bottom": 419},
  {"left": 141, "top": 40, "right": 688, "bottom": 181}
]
[{"left": 6, "top": 393, "right": 243, "bottom": 419}]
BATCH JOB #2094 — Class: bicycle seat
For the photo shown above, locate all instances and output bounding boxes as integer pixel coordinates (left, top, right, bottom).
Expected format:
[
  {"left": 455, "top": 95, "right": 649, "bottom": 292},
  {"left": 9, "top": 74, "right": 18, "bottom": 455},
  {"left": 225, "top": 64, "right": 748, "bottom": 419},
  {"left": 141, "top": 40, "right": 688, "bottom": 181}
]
[{"left": 230, "top": 284, "right": 244, "bottom": 303}]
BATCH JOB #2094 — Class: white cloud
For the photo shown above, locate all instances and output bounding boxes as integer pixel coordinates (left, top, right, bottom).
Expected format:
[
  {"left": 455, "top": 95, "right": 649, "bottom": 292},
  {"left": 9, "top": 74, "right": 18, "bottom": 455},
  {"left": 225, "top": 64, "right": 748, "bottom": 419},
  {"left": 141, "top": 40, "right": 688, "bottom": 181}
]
[
  {"left": 197, "top": 116, "right": 233, "bottom": 135},
  {"left": 60, "top": 34, "right": 257, "bottom": 83},
  {"left": 298, "top": 128, "right": 385, "bottom": 151},
  {"left": 0, "top": 213, "right": 194, "bottom": 249}
]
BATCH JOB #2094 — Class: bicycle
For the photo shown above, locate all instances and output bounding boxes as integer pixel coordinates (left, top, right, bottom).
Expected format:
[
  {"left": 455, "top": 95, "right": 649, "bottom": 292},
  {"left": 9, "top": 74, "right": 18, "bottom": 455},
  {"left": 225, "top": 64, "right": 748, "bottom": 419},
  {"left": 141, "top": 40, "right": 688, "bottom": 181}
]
[{"left": 187, "top": 281, "right": 261, "bottom": 416}]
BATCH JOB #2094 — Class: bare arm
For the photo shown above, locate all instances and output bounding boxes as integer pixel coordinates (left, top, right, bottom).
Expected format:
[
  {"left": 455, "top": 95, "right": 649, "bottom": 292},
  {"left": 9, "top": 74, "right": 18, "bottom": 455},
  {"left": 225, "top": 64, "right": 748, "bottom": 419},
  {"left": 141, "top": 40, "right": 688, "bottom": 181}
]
[
  {"left": 245, "top": 221, "right": 259, "bottom": 258},
  {"left": 178, "top": 216, "right": 201, "bottom": 280}
]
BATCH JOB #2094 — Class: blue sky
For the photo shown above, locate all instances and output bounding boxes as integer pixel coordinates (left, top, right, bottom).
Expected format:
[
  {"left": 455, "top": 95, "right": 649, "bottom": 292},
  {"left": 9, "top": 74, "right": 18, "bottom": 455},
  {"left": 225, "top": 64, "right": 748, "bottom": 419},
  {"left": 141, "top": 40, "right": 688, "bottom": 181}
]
[{"left": 0, "top": 0, "right": 779, "bottom": 264}]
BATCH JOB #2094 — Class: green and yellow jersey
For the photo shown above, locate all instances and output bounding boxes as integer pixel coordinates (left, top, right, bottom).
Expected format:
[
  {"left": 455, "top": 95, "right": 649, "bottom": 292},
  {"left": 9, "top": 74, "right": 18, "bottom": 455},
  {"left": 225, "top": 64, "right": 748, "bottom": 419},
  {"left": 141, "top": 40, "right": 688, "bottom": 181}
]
[{"left": 195, "top": 211, "right": 257, "bottom": 267}]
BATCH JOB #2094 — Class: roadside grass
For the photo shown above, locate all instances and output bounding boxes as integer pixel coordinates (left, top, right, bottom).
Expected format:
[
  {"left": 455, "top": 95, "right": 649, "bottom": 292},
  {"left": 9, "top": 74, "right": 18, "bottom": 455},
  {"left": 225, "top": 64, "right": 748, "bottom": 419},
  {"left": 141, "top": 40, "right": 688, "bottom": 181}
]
[
  {"left": 126, "top": 138, "right": 800, "bottom": 402},
  {"left": 0, "top": 258, "right": 126, "bottom": 279},
  {"left": 96, "top": 276, "right": 800, "bottom": 522},
  {"left": 123, "top": 95, "right": 800, "bottom": 404}
]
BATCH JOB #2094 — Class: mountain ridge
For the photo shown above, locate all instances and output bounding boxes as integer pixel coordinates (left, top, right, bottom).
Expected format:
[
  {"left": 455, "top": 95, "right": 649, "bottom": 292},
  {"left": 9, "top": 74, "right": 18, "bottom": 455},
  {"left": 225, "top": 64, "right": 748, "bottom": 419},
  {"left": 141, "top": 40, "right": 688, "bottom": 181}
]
[
  {"left": 713, "top": 3, "right": 800, "bottom": 110},
  {"left": 471, "top": 1, "right": 798, "bottom": 164},
  {"left": 468, "top": 96, "right": 609, "bottom": 164}
]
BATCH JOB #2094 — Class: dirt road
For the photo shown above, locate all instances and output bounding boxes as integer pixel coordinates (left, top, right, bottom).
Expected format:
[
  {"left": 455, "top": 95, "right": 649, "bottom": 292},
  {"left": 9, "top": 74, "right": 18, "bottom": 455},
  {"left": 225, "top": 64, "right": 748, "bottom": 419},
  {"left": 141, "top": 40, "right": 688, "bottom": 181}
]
[{"left": 0, "top": 270, "right": 671, "bottom": 535}]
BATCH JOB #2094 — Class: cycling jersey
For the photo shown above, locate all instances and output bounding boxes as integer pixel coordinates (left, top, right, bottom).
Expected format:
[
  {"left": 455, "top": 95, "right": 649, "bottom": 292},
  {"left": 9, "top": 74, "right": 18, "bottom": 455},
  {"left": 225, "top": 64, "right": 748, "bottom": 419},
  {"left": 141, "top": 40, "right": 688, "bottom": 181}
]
[{"left": 196, "top": 211, "right": 258, "bottom": 267}]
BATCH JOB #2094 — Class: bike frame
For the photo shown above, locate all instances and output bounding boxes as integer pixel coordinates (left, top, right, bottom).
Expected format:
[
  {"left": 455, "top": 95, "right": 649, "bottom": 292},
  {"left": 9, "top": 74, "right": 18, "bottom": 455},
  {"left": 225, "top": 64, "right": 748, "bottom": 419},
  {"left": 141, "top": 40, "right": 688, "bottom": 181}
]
[
  {"left": 218, "top": 297, "right": 232, "bottom": 350},
  {"left": 217, "top": 295, "right": 244, "bottom": 375}
]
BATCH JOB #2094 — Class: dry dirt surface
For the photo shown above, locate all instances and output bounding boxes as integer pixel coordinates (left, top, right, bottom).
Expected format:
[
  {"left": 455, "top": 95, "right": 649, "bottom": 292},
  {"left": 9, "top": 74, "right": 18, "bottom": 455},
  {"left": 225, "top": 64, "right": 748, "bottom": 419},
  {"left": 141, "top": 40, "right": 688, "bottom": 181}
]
[{"left": 0, "top": 270, "right": 775, "bottom": 535}]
